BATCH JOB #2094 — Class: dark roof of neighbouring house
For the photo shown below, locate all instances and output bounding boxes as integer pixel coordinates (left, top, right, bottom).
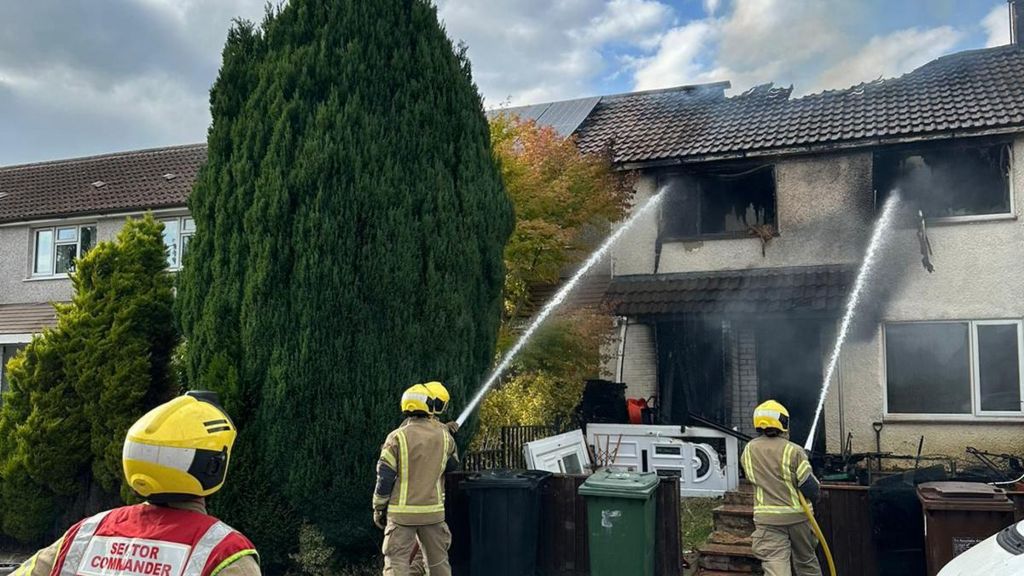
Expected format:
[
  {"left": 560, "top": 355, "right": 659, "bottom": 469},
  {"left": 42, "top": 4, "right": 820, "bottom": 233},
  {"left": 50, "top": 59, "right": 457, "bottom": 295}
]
[
  {"left": 0, "top": 144, "right": 205, "bottom": 224},
  {"left": 573, "top": 45, "right": 1024, "bottom": 165},
  {"left": 604, "top": 265, "right": 854, "bottom": 316},
  {"left": 489, "top": 95, "right": 605, "bottom": 137},
  {"left": 0, "top": 303, "right": 58, "bottom": 335}
]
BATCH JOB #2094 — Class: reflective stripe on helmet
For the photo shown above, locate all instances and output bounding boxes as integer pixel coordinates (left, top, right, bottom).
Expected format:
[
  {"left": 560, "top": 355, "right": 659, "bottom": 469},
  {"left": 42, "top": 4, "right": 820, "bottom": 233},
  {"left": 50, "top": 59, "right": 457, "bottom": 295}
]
[
  {"left": 183, "top": 521, "right": 234, "bottom": 575},
  {"left": 754, "top": 408, "right": 783, "bottom": 421},
  {"left": 59, "top": 510, "right": 112, "bottom": 576},
  {"left": 123, "top": 439, "right": 196, "bottom": 473}
]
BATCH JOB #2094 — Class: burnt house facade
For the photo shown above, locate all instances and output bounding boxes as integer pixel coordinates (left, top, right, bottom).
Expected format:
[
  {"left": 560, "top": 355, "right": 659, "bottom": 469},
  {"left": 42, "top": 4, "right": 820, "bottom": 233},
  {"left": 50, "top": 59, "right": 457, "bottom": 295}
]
[{"left": 558, "top": 41, "right": 1024, "bottom": 457}]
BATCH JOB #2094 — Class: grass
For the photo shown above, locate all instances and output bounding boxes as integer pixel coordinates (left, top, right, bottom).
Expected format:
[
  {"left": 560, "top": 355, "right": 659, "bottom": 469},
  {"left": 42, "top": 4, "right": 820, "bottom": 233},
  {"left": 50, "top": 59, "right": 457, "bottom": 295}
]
[{"left": 680, "top": 497, "right": 719, "bottom": 552}]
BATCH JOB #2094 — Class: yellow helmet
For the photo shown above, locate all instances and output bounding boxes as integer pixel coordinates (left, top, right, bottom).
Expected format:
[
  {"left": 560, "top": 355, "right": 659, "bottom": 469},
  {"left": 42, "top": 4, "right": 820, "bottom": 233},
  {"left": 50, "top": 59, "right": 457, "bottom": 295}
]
[
  {"left": 422, "top": 381, "right": 450, "bottom": 415},
  {"left": 401, "top": 384, "right": 432, "bottom": 414},
  {"left": 122, "top": 391, "right": 236, "bottom": 502},
  {"left": 753, "top": 400, "right": 790, "bottom": 432}
]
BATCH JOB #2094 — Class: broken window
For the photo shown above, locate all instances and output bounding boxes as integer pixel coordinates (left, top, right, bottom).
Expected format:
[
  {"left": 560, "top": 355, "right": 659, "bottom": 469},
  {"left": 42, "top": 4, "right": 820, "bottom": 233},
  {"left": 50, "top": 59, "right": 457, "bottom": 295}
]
[
  {"left": 660, "top": 165, "right": 777, "bottom": 239},
  {"left": 874, "top": 142, "right": 1012, "bottom": 219},
  {"left": 885, "top": 321, "right": 1024, "bottom": 416}
]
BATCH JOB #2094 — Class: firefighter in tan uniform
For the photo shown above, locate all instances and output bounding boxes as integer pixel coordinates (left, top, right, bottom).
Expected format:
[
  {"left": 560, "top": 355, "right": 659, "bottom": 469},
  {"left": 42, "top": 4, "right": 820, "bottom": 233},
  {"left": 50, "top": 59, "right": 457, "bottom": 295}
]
[
  {"left": 740, "top": 400, "right": 822, "bottom": 576},
  {"left": 12, "top": 391, "right": 259, "bottom": 576},
  {"left": 374, "top": 382, "right": 459, "bottom": 576}
]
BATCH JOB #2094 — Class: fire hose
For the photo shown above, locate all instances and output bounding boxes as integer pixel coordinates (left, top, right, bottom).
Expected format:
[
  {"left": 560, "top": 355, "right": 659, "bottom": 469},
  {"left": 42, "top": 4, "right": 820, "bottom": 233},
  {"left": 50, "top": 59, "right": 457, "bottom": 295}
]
[{"left": 800, "top": 493, "right": 837, "bottom": 576}]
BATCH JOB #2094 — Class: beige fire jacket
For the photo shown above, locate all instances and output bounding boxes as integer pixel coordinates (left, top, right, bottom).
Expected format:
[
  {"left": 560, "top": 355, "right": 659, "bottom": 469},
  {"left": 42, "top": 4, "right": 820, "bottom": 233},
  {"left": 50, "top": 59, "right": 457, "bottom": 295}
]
[{"left": 374, "top": 416, "right": 459, "bottom": 526}]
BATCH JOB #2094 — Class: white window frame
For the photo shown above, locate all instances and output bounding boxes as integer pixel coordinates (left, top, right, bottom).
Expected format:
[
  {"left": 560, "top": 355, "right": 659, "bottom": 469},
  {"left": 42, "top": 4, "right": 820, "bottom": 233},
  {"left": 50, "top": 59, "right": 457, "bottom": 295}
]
[
  {"left": 883, "top": 319, "right": 1024, "bottom": 421},
  {"left": 30, "top": 223, "right": 98, "bottom": 278},
  {"left": 161, "top": 216, "right": 195, "bottom": 270}
]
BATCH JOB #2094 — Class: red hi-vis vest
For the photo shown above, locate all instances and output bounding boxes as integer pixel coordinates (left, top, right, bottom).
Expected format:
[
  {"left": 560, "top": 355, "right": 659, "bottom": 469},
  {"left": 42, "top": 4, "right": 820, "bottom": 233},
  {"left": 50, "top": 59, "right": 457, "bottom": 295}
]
[{"left": 48, "top": 504, "right": 257, "bottom": 576}]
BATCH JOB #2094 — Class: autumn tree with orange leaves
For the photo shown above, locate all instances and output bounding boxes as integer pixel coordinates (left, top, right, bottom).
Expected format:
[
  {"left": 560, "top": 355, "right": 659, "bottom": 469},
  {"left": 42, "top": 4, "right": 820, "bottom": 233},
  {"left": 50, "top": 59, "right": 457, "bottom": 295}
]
[{"left": 477, "top": 114, "right": 633, "bottom": 443}]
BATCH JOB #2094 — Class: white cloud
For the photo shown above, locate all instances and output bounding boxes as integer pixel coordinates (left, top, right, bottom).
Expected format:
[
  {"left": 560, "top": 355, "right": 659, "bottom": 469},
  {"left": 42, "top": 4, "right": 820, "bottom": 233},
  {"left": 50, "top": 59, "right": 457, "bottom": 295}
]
[
  {"left": 983, "top": 3, "right": 1011, "bottom": 47},
  {"left": 815, "top": 27, "right": 963, "bottom": 92},
  {"left": 703, "top": 0, "right": 720, "bottom": 16},
  {"left": 439, "top": 0, "right": 676, "bottom": 105},
  {"left": 632, "top": 21, "right": 721, "bottom": 90}
]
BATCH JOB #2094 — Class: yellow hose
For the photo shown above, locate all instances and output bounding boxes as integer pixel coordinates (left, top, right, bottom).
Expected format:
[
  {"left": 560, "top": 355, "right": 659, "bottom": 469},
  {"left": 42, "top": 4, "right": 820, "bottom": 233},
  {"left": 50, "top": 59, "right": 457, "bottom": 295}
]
[{"left": 800, "top": 493, "right": 837, "bottom": 576}]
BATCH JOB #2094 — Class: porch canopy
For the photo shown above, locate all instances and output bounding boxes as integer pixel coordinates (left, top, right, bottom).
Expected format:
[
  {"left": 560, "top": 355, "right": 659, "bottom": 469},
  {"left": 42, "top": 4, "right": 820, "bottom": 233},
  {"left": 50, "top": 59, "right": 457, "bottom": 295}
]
[
  {"left": 605, "top": 264, "right": 854, "bottom": 317},
  {"left": 0, "top": 303, "right": 58, "bottom": 342}
]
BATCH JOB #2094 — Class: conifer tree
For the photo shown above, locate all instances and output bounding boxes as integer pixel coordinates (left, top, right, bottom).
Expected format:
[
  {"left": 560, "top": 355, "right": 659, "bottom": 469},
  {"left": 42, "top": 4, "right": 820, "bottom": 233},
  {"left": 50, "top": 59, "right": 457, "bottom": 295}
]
[
  {"left": 0, "top": 215, "right": 178, "bottom": 543},
  {"left": 176, "top": 0, "right": 513, "bottom": 563}
]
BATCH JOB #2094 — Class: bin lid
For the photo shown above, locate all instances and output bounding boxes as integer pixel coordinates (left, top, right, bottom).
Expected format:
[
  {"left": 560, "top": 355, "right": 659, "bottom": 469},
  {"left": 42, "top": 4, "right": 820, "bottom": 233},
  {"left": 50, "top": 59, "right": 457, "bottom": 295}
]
[
  {"left": 460, "top": 469, "right": 551, "bottom": 489},
  {"left": 917, "top": 481, "right": 1015, "bottom": 511},
  {"left": 578, "top": 468, "right": 660, "bottom": 499}
]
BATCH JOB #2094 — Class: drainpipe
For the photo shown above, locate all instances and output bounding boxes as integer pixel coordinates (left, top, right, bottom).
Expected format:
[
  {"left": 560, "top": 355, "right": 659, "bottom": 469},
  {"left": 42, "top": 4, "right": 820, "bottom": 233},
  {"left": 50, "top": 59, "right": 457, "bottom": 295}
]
[{"left": 616, "top": 317, "right": 629, "bottom": 383}]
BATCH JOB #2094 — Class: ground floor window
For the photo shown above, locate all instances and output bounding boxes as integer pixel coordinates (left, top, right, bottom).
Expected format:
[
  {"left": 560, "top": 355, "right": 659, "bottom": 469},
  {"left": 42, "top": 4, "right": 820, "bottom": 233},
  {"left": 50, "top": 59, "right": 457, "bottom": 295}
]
[
  {"left": 885, "top": 320, "right": 1024, "bottom": 417},
  {"left": 0, "top": 343, "right": 27, "bottom": 408}
]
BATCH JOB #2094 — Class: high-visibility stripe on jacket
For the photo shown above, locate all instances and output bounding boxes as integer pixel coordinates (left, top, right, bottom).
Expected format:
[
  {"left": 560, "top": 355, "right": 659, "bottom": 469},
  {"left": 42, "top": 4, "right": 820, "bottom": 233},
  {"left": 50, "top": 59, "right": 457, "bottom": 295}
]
[
  {"left": 741, "top": 435, "right": 816, "bottom": 526},
  {"left": 47, "top": 504, "right": 258, "bottom": 576},
  {"left": 377, "top": 416, "right": 457, "bottom": 526}
]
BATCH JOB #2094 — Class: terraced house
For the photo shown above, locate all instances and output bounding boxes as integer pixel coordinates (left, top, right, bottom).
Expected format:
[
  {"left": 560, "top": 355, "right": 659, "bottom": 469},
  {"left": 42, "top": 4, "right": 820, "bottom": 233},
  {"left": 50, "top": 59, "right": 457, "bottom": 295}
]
[
  {"left": 0, "top": 144, "right": 206, "bottom": 402},
  {"left": 2, "top": 31, "right": 1024, "bottom": 462}
]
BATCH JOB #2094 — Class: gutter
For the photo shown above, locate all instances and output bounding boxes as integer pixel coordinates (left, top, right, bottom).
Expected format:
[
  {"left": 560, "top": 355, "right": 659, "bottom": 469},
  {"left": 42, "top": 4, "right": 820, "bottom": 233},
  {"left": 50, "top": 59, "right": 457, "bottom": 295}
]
[{"left": 0, "top": 205, "right": 190, "bottom": 228}]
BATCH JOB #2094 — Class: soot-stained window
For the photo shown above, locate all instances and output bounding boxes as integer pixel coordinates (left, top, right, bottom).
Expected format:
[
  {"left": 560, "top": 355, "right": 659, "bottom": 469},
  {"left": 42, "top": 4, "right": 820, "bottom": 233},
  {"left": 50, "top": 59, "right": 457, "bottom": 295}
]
[
  {"left": 661, "top": 165, "right": 776, "bottom": 239},
  {"left": 874, "top": 142, "right": 1012, "bottom": 219}
]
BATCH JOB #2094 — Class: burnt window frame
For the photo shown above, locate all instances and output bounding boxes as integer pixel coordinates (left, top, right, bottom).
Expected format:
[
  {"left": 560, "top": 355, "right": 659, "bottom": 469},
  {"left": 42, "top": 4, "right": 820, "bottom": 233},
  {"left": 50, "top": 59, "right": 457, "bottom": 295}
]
[
  {"left": 882, "top": 319, "right": 1024, "bottom": 421},
  {"left": 657, "top": 164, "right": 779, "bottom": 242},
  {"left": 873, "top": 139, "right": 1015, "bottom": 223}
]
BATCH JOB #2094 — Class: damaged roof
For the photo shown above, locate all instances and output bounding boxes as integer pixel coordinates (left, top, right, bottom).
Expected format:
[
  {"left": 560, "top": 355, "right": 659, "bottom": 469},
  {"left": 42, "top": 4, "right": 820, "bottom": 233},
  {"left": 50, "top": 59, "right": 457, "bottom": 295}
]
[
  {"left": 0, "top": 144, "right": 204, "bottom": 224},
  {"left": 605, "top": 265, "right": 854, "bottom": 316},
  {"left": 574, "top": 45, "right": 1024, "bottom": 165}
]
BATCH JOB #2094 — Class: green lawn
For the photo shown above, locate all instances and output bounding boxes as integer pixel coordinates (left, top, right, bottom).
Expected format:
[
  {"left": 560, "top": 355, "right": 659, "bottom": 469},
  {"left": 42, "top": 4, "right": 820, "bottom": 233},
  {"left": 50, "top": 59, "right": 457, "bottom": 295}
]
[{"left": 680, "top": 497, "right": 719, "bottom": 552}]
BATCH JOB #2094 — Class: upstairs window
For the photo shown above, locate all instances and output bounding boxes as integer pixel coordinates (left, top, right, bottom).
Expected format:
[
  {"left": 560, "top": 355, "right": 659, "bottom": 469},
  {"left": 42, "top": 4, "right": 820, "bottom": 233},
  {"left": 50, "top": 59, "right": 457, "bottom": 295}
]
[
  {"left": 874, "top": 142, "right": 1012, "bottom": 220},
  {"left": 660, "top": 165, "right": 777, "bottom": 240},
  {"left": 162, "top": 217, "right": 195, "bottom": 269},
  {"left": 32, "top": 224, "right": 97, "bottom": 276}
]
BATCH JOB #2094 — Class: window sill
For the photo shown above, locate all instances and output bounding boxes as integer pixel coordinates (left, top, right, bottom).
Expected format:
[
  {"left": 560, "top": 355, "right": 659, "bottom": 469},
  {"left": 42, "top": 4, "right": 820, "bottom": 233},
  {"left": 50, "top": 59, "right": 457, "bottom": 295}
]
[
  {"left": 23, "top": 275, "right": 71, "bottom": 282},
  {"left": 923, "top": 213, "right": 1017, "bottom": 226},
  {"left": 883, "top": 414, "right": 1024, "bottom": 424},
  {"left": 662, "top": 232, "right": 778, "bottom": 243}
]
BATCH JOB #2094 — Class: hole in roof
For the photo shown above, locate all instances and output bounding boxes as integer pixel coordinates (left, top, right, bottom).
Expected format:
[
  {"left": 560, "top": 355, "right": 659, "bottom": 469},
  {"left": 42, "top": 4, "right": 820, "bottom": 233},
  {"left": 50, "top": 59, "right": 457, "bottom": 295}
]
[
  {"left": 91, "top": 181, "right": 106, "bottom": 189},
  {"left": 162, "top": 173, "right": 178, "bottom": 181}
]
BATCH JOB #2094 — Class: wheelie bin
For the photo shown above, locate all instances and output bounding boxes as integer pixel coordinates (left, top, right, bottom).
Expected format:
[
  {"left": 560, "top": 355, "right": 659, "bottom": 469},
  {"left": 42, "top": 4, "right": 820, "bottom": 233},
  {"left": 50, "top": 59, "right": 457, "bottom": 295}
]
[
  {"left": 918, "top": 481, "right": 1015, "bottom": 575},
  {"left": 461, "top": 470, "right": 550, "bottom": 576},
  {"left": 578, "top": 469, "right": 660, "bottom": 576}
]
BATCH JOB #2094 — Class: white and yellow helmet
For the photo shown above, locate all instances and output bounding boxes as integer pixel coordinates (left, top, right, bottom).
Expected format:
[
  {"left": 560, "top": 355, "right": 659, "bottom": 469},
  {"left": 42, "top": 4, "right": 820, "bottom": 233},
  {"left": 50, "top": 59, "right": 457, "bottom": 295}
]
[
  {"left": 123, "top": 391, "right": 236, "bottom": 502},
  {"left": 400, "top": 381, "right": 450, "bottom": 415}
]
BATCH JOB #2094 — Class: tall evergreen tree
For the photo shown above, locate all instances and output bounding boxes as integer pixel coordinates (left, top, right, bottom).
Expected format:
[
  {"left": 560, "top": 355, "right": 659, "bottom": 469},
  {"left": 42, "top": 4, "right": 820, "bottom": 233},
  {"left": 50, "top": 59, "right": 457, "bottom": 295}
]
[
  {"left": 176, "top": 0, "right": 513, "bottom": 563},
  {"left": 0, "top": 215, "right": 178, "bottom": 543}
]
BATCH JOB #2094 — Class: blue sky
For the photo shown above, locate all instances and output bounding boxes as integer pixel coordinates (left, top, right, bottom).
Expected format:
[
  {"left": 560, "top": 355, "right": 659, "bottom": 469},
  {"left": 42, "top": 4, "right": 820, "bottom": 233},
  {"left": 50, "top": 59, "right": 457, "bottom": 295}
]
[{"left": 0, "top": 0, "right": 1014, "bottom": 165}]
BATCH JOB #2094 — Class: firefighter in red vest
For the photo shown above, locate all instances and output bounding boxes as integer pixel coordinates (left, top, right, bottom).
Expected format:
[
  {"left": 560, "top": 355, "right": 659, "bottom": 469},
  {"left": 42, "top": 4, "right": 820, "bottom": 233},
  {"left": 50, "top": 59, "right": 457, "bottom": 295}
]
[{"left": 12, "top": 391, "right": 259, "bottom": 576}]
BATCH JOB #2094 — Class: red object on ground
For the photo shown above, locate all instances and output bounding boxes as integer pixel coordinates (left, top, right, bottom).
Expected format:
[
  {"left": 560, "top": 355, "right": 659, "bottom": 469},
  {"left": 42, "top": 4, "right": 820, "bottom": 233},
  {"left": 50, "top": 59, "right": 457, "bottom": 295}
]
[{"left": 627, "top": 398, "right": 648, "bottom": 424}]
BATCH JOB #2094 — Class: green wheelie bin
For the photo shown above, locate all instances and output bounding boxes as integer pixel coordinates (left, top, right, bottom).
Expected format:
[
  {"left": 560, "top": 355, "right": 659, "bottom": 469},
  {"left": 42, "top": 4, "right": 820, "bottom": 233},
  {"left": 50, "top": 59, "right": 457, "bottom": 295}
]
[{"left": 578, "top": 469, "right": 660, "bottom": 576}]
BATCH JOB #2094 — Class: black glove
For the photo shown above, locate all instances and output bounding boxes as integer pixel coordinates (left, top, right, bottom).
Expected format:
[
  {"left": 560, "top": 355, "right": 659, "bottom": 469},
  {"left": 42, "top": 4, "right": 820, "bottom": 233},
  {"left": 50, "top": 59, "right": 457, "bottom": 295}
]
[
  {"left": 446, "top": 421, "right": 459, "bottom": 434},
  {"left": 373, "top": 508, "right": 387, "bottom": 530}
]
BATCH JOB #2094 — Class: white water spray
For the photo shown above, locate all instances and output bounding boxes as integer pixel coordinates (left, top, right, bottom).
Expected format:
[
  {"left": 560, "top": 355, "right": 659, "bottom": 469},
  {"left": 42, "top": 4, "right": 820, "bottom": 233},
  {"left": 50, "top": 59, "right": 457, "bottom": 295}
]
[
  {"left": 805, "top": 192, "right": 901, "bottom": 451},
  {"left": 457, "top": 188, "right": 668, "bottom": 426}
]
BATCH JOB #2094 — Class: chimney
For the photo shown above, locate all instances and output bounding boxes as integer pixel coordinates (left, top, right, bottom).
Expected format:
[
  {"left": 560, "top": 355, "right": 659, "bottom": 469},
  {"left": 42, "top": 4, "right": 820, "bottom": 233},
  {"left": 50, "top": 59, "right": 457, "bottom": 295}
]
[{"left": 1013, "top": 0, "right": 1024, "bottom": 47}]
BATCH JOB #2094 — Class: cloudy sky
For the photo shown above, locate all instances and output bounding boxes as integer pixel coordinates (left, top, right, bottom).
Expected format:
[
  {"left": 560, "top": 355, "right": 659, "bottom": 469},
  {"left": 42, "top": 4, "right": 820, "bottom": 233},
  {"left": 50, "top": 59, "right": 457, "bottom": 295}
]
[{"left": 0, "top": 0, "right": 1014, "bottom": 165}]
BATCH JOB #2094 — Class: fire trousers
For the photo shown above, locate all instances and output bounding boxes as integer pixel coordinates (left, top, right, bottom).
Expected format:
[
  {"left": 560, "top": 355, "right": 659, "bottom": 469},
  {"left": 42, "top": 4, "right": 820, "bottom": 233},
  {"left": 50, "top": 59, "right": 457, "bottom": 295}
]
[
  {"left": 382, "top": 520, "right": 451, "bottom": 576},
  {"left": 751, "top": 521, "right": 822, "bottom": 576}
]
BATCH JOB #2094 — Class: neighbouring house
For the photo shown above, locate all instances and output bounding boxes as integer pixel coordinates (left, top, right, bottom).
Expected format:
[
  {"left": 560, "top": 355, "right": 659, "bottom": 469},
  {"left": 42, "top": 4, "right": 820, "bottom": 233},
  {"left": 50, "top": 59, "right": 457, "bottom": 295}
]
[
  {"left": 2, "top": 15, "right": 1023, "bottom": 463},
  {"left": 0, "top": 144, "right": 205, "bottom": 404}
]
